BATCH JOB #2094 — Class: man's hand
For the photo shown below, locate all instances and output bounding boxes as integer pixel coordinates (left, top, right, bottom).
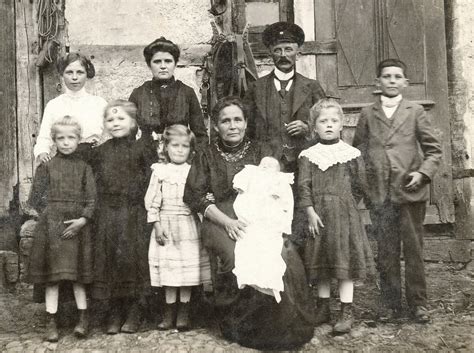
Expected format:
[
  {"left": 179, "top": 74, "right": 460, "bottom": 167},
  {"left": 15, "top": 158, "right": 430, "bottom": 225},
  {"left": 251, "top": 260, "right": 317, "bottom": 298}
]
[
  {"left": 286, "top": 120, "right": 309, "bottom": 136},
  {"left": 405, "top": 172, "right": 425, "bottom": 192}
]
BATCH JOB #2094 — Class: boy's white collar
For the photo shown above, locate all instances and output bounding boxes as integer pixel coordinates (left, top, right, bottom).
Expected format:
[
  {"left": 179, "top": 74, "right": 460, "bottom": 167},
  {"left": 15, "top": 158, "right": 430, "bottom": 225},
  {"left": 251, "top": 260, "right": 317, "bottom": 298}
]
[{"left": 381, "top": 94, "right": 402, "bottom": 108}]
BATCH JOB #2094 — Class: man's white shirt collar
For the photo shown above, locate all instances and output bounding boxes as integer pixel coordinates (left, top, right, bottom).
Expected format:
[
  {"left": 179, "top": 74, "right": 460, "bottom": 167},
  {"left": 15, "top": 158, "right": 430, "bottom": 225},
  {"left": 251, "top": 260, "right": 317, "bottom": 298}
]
[{"left": 274, "top": 68, "right": 295, "bottom": 91}]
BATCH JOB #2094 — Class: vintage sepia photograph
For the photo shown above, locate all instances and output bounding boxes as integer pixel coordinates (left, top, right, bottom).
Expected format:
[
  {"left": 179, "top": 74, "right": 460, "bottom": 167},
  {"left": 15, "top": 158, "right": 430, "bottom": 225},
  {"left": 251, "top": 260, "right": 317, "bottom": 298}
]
[{"left": 0, "top": 0, "right": 472, "bottom": 351}]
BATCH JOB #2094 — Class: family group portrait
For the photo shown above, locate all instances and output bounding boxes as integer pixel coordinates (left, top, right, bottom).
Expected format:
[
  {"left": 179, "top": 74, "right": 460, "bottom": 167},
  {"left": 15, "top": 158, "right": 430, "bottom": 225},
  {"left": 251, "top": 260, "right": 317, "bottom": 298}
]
[{"left": 0, "top": 0, "right": 472, "bottom": 351}]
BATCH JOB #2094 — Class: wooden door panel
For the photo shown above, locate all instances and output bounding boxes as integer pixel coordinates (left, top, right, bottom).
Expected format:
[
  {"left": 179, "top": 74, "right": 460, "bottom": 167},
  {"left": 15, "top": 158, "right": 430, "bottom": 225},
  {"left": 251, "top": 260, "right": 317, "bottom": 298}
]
[
  {"left": 310, "top": 0, "right": 454, "bottom": 224},
  {"left": 335, "top": 0, "right": 376, "bottom": 87},
  {"left": 386, "top": 0, "right": 425, "bottom": 84}
]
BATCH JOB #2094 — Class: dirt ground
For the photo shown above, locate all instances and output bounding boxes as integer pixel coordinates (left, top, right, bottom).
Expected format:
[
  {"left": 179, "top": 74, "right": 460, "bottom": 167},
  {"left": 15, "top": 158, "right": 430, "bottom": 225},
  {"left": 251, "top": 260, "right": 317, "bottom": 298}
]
[{"left": 0, "top": 261, "right": 472, "bottom": 352}]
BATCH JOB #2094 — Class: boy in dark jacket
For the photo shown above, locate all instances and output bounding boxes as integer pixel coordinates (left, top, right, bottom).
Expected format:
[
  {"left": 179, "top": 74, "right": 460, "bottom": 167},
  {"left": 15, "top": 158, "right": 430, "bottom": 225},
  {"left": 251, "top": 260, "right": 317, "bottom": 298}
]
[{"left": 353, "top": 59, "right": 442, "bottom": 323}]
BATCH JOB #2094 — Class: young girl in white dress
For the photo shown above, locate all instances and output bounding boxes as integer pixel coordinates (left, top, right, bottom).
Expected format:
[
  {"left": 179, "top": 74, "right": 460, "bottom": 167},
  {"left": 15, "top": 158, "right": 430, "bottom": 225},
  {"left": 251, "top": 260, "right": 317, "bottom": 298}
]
[
  {"left": 145, "top": 124, "right": 211, "bottom": 331},
  {"left": 232, "top": 156, "right": 294, "bottom": 303}
]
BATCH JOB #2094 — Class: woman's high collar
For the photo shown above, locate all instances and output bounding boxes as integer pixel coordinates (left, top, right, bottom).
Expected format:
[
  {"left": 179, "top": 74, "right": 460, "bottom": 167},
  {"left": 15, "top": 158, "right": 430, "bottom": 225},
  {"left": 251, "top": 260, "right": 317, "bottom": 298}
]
[
  {"left": 64, "top": 86, "right": 88, "bottom": 98},
  {"left": 218, "top": 137, "right": 247, "bottom": 153},
  {"left": 152, "top": 76, "right": 176, "bottom": 87}
]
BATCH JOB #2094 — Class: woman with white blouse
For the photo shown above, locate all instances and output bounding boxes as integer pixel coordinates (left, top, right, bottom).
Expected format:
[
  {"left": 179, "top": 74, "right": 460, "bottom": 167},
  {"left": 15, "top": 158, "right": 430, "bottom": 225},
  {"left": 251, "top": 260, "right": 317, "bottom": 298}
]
[{"left": 34, "top": 52, "right": 107, "bottom": 163}]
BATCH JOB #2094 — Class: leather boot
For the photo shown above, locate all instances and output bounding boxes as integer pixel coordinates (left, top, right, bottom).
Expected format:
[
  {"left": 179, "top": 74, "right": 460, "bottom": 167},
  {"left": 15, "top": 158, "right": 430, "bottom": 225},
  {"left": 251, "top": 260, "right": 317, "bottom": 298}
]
[
  {"left": 73, "top": 309, "right": 89, "bottom": 338},
  {"left": 314, "top": 297, "right": 331, "bottom": 326},
  {"left": 333, "top": 302, "right": 354, "bottom": 335},
  {"left": 45, "top": 313, "right": 59, "bottom": 342},
  {"left": 157, "top": 303, "right": 176, "bottom": 330},
  {"left": 106, "top": 306, "right": 122, "bottom": 335},
  {"left": 121, "top": 301, "right": 142, "bottom": 333},
  {"left": 176, "top": 302, "right": 190, "bottom": 331}
]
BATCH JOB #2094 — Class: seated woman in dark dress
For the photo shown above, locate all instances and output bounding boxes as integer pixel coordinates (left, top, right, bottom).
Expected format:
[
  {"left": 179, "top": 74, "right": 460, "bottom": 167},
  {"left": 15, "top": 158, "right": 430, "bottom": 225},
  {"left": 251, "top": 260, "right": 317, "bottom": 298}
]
[
  {"left": 184, "top": 96, "right": 315, "bottom": 350},
  {"left": 129, "top": 37, "right": 208, "bottom": 158}
]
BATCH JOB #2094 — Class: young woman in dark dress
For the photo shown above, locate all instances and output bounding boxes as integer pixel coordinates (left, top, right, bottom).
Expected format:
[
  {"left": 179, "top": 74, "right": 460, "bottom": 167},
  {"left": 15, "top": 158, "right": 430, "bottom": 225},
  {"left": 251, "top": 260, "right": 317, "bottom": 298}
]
[
  {"left": 184, "top": 96, "right": 315, "bottom": 350},
  {"left": 28, "top": 116, "right": 96, "bottom": 342},
  {"left": 129, "top": 37, "right": 208, "bottom": 158},
  {"left": 89, "top": 100, "right": 155, "bottom": 334}
]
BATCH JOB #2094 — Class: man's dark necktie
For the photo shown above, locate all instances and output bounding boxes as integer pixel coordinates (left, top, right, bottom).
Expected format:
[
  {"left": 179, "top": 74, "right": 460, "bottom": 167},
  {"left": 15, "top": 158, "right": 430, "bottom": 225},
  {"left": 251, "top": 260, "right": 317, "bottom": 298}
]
[{"left": 278, "top": 79, "right": 291, "bottom": 98}]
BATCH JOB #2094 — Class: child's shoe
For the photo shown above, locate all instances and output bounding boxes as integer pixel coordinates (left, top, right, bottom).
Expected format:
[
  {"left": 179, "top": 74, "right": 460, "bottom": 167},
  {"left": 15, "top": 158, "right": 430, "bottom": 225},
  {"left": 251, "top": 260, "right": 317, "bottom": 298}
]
[
  {"left": 176, "top": 302, "right": 190, "bottom": 331},
  {"left": 121, "top": 301, "right": 142, "bottom": 333},
  {"left": 410, "top": 305, "right": 431, "bottom": 323},
  {"left": 73, "top": 309, "right": 89, "bottom": 338},
  {"left": 333, "top": 303, "right": 353, "bottom": 335},
  {"left": 158, "top": 303, "right": 177, "bottom": 330},
  {"left": 314, "top": 297, "right": 331, "bottom": 326},
  {"left": 106, "top": 309, "right": 122, "bottom": 335},
  {"left": 45, "top": 313, "right": 59, "bottom": 342}
]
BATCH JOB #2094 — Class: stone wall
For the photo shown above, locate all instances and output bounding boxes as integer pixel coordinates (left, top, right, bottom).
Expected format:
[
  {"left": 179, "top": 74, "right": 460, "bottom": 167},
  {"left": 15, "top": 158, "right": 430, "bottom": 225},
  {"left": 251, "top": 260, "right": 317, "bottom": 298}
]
[
  {"left": 446, "top": 0, "right": 474, "bottom": 240},
  {"left": 63, "top": 0, "right": 214, "bottom": 101}
]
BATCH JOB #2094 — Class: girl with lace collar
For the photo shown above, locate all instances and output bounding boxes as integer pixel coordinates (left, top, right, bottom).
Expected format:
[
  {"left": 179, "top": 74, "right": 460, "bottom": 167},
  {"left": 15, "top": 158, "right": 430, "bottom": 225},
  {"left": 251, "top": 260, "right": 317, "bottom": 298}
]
[
  {"left": 298, "top": 99, "right": 375, "bottom": 335},
  {"left": 145, "top": 124, "right": 210, "bottom": 331}
]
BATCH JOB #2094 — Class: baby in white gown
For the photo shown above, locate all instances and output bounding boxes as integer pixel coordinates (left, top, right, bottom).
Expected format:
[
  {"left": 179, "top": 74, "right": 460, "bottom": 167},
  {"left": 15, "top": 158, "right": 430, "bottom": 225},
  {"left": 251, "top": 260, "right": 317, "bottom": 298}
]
[{"left": 232, "top": 157, "right": 294, "bottom": 302}]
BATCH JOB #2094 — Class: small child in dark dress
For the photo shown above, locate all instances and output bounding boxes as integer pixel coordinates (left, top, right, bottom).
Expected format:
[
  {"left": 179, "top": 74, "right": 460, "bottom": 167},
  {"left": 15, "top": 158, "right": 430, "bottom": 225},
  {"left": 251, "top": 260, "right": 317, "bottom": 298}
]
[
  {"left": 28, "top": 116, "right": 96, "bottom": 342},
  {"left": 298, "top": 99, "right": 375, "bottom": 335},
  {"left": 89, "top": 99, "right": 154, "bottom": 335}
]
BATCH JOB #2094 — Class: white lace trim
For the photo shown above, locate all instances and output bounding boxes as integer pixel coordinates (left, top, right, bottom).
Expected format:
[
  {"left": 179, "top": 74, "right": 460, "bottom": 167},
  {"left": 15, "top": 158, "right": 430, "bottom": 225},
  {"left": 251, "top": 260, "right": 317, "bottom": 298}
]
[
  {"left": 150, "top": 162, "right": 190, "bottom": 185},
  {"left": 298, "top": 141, "right": 361, "bottom": 171}
]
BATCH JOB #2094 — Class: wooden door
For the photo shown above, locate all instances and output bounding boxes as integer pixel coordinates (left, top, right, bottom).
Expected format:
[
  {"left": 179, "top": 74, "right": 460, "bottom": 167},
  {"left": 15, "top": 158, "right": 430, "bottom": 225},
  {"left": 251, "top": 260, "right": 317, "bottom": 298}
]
[
  {"left": 0, "top": 0, "right": 18, "bottom": 218},
  {"left": 296, "top": 0, "right": 454, "bottom": 224}
]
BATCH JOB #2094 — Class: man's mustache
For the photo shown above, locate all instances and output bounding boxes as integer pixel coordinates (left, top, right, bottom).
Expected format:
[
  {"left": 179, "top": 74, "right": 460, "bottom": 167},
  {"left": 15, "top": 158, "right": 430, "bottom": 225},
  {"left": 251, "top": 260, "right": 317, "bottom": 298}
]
[{"left": 277, "top": 58, "right": 292, "bottom": 64}]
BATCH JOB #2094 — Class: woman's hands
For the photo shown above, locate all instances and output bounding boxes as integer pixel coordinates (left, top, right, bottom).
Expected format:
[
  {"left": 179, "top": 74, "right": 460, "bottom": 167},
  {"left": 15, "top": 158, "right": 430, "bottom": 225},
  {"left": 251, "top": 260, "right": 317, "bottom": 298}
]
[
  {"left": 154, "top": 222, "right": 169, "bottom": 246},
  {"left": 223, "top": 218, "right": 247, "bottom": 241},
  {"left": 62, "top": 217, "right": 87, "bottom": 239},
  {"left": 37, "top": 153, "right": 52, "bottom": 164},
  {"left": 306, "top": 207, "right": 324, "bottom": 238}
]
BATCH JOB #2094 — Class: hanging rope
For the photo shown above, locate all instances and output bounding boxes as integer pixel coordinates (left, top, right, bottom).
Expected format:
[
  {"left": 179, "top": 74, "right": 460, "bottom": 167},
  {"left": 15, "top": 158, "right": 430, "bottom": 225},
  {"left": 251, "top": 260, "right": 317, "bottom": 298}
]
[{"left": 37, "top": 0, "right": 62, "bottom": 64}]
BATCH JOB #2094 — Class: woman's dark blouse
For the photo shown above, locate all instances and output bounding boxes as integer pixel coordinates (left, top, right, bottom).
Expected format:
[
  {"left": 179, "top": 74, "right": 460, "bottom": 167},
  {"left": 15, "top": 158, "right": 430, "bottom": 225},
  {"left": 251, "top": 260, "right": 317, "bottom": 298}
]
[
  {"left": 184, "top": 140, "right": 271, "bottom": 215},
  {"left": 129, "top": 78, "right": 208, "bottom": 147}
]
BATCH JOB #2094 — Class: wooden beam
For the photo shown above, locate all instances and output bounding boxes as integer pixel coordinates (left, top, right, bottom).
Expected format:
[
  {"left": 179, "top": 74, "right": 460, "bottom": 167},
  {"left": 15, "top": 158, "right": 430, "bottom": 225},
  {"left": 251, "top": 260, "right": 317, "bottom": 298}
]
[
  {"left": 15, "top": 0, "right": 41, "bottom": 214},
  {"left": 0, "top": 0, "right": 18, "bottom": 218},
  {"left": 423, "top": 237, "right": 471, "bottom": 263},
  {"left": 424, "top": 0, "right": 455, "bottom": 223}
]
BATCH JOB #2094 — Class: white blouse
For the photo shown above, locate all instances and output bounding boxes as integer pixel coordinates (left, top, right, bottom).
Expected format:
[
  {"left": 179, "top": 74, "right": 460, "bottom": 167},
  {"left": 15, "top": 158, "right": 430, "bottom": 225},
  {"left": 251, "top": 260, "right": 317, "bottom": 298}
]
[{"left": 33, "top": 88, "right": 107, "bottom": 157}]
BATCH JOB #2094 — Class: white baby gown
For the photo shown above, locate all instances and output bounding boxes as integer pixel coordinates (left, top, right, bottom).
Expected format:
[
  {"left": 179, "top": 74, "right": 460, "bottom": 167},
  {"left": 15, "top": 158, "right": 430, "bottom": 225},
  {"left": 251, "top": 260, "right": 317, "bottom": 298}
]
[{"left": 232, "top": 165, "right": 294, "bottom": 302}]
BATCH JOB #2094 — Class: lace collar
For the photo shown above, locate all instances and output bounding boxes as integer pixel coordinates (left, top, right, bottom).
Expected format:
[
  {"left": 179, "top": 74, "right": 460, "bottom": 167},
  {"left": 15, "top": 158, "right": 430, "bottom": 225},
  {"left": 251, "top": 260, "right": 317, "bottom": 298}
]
[
  {"left": 299, "top": 140, "right": 361, "bottom": 171},
  {"left": 215, "top": 139, "right": 251, "bottom": 163},
  {"left": 151, "top": 162, "right": 190, "bottom": 185}
]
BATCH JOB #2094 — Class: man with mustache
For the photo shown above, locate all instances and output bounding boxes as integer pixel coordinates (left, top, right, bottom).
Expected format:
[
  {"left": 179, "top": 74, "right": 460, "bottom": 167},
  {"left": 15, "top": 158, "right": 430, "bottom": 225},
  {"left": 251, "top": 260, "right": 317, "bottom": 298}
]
[{"left": 244, "top": 22, "right": 326, "bottom": 172}]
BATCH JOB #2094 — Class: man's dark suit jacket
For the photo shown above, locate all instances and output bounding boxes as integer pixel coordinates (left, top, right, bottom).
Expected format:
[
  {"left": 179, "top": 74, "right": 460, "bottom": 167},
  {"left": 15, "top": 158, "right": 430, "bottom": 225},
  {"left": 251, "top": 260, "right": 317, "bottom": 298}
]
[{"left": 244, "top": 72, "right": 325, "bottom": 163}]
